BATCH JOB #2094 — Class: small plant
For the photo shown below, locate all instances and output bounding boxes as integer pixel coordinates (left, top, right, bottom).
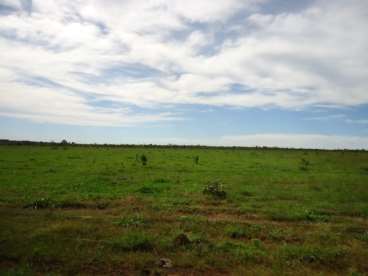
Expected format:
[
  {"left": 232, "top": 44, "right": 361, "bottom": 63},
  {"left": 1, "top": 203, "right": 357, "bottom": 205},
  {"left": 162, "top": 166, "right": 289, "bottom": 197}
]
[
  {"left": 299, "top": 158, "right": 310, "bottom": 171},
  {"left": 304, "top": 210, "right": 329, "bottom": 222},
  {"left": 116, "top": 214, "right": 149, "bottom": 227},
  {"left": 216, "top": 241, "right": 266, "bottom": 261},
  {"left": 137, "top": 186, "right": 161, "bottom": 194},
  {"left": 173, "top": 233, "right": 191, "bottom": 247},
  {"left": 357, "top": 231, "right": 368, "bottom": 242},
  {"left": 270, "top": 209, "right": 329, "bottom": 222},
  {"left": 226, "top": 225, "right": 247, "bottom": 239},
  {"left": 140, "top": 154, "right": 148, "bottom": 166},
  {"left": 203, "top": 181, "right": 227, "bottom": 199},
  {"left": 110, "top": 232, "right": 154, "bottom": 252},
  {"left": 25, "top": 198, "right": 54, "bottom": 209},
  {"left": 194, "top": 156, "right": 199, "bottom": 165}
]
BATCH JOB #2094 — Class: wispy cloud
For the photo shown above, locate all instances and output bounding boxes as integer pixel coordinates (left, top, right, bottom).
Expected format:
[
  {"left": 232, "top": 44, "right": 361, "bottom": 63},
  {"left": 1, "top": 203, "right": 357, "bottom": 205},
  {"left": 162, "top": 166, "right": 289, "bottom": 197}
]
[{"left": 0, "top": 0, "right": 367, "bottom": 127}]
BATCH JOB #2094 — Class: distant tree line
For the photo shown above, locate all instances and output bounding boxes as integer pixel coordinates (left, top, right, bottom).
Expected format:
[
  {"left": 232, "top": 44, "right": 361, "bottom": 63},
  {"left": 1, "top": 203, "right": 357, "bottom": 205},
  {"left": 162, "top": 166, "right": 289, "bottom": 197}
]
[{"left": 0, "top": 139, "right": 365, "bottom": 152}]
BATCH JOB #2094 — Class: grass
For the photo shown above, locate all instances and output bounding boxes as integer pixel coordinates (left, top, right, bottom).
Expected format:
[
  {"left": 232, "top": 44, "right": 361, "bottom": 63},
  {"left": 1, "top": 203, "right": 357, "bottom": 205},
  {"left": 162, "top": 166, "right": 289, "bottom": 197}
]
[{"left": 0, "top": 145, "right": 367, "bottom": 275}]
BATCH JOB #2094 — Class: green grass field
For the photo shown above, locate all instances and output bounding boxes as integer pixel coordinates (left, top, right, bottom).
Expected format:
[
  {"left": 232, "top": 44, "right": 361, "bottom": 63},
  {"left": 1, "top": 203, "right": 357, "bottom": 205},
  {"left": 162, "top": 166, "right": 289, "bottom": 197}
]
[{"left": 0, "top": 145, "right": 368, "bottom": 275}]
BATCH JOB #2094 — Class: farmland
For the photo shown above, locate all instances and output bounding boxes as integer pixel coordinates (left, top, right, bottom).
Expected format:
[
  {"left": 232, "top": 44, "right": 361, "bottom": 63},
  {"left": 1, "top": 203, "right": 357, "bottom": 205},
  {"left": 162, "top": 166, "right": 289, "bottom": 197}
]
[{"left": 0, "top": 144, "right": 367, "bottom": 275}]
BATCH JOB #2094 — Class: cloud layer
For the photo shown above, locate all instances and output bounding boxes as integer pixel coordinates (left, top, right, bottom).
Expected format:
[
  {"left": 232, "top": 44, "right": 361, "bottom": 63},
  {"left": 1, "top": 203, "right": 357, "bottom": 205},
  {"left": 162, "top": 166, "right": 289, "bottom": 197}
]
[{"left": 0, "top": 0, "right": 367, "bottom": 126}]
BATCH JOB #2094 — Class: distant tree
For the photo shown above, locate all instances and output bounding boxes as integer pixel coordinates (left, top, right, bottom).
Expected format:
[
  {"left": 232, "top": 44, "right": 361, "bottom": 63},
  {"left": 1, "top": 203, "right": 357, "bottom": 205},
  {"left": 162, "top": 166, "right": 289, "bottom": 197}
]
[
  {"left": 141, "top": 154, "right": 148, "bottom": 166},
  {"left": 61, "top": 139, "right": 68, "bottom": 145}
]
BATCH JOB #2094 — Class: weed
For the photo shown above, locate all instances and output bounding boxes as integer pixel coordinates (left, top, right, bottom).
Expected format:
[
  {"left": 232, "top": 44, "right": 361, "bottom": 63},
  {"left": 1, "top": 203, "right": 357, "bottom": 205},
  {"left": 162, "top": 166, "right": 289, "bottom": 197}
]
[
  {"left": 116, "top": 214, "right": 149, "bottom": 227},
  {"left": 141, "top": 154, "right": 148, "bottom": 166},
  {"left": 203, "top": 182, "right": 227, "bottom": 199},
  {"left": 24, "top": 198, "right": 54, "bottom": 209},
  {"left": 241, "top": 190, "right": 253, "bottom": 197},
  {"left": 110, "top": 232, "right": 154, "bottom": 252},
  {"left": 137, "top": 186, "right": 161, "bottom": 194},
  {"left": 194, "top": 156, "right": 199, "bottom": 165},
  {"left": 270, "top": 209, "right": 329, "bottom": 222},
  {"left": 217, "top": 241, "right": 266, "bottom": 262},
  {"left": 173, "top": 233, "right": 191, "bottom": 247},
  {"left": 354, "top": 231, "right": 368, "bottom": 242},
  {"left": 226, "top": 225, "right": 247, "bottom": 239},
  {"left": 278, "top": 244, "right": 346, "bottom": 266},
  {"left": 299, "top": 158, "right": 310, "bottom": 171}
]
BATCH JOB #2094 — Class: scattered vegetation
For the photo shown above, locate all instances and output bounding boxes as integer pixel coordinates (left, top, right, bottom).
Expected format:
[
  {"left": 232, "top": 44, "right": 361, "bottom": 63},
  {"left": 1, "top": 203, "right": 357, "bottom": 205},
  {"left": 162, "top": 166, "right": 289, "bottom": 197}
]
[
  {"left": 194, "top": 155, "right": 199, "bottom": 165},
  {"left": 299, "top": 158, "right": 310, "bottom": 171},
  {"left": 110, "top": 232, "right": 154, "bottom": 252},
  {"left": 203, "top": 181, "right": 227, "bottom": 199},
  {"left": 116, "top": 214, "right": 149, "bottom": 227},
  {"left": 140, "top": 154, "right": 148, "bottom": 166},
  {"left": 0, "top": 145, "right": 367, "bottom": 275}
]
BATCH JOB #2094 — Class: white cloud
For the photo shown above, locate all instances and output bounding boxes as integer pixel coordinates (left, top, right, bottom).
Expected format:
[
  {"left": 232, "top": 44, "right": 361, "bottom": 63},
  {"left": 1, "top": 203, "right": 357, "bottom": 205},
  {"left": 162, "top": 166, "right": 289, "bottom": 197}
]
[{"left": 0, "top": 0, "right": 367, "bottom": 126}]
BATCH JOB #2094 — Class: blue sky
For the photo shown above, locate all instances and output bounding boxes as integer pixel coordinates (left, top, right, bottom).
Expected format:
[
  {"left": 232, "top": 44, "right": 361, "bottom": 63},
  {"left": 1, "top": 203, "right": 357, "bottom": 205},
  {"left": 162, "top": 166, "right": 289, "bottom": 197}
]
[{"left": 0, "top": 0, "right": 368, "bottom": 148}]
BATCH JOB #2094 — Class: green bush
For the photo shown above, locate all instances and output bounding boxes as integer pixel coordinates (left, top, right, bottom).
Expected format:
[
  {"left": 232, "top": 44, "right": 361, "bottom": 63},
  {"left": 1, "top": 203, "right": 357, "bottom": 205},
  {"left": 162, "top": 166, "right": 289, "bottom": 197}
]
[
  {"left": 141, "top": 154, "right": 148, "bottom": 166},
  {"left": 116, "top": 214, "right": 149, "bottom": 227},
  {"left": 110, "top": 232, "right": 154, "bottom": 252},
  {"left": 203, "top": 182, "right": 226, "bottom": 199}
]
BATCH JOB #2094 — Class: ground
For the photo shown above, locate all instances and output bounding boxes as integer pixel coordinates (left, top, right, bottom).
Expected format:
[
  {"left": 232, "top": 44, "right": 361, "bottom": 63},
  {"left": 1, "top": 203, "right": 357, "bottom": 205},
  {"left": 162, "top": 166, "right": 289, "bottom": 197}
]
[{"left": 0, "top": 145, "right": 367, "bottom": 275}]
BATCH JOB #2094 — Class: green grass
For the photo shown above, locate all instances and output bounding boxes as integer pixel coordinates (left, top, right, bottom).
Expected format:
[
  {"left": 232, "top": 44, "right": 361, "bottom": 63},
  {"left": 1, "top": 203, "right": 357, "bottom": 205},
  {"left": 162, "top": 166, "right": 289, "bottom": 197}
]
[{"left": 0, "top": 145, "right": 368, "bottom": 275}]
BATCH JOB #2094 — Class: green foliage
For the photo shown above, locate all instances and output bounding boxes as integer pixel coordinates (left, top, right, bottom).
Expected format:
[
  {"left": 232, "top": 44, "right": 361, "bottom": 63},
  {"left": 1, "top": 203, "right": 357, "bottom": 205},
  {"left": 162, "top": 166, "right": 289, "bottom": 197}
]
[
  {"left": 116, "top": 214, "right": 149, "bottom": 227},
  {"left": 299, "top": 158, "right": 310, "bottom": 171},
  {"left": 110, "top": 232, "right": 154, "bottom": 252},
  {"left": 1, "top": 145, "right": 368, "bottom": 274},
  {"left": 203, "top": 181, "right": 227, "bottom": 199},
  {"left": 278, "top": 244, "right": 346, "bottom": 265},
  {"left": 216, "top": 241, "right": 266, "bottom": 262},
  {"left": 194, "top": 155, "right": 199, "bottom": 165},
  {"left": 24, "top": 198, "right": 54, "bottom": 209},
  {"left": 226, "top": 225, "right": 247, "bottom": 239},
  {"left": 140, "top": 154, "right": 148, "bottom": 166},
  {"left": 270, "top": 209, "right": 330, "bottom": 222}
]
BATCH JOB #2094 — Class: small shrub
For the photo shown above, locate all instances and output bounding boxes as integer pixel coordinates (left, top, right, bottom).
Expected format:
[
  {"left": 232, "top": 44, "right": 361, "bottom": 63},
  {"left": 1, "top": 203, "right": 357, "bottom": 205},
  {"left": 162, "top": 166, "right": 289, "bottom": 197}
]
[
  {"left": 241, "top": 190, "right": 253, "bottom": 197},
  {"left": 137, "top": 186, "right": 161, "bottom": 194},
  {"left": 141, "top": 154, "right": 148, "bottom": 166},
  {"left": 194, "top": 156, "right": 199, "bottom": 165},
  {"left": 357, "top": 232, "right": 368, "bottom": 242},
  {"left": 216, "top": 241, "right": 266, "bottom": 261},
  {"left": 203, "top": 182, "right": 227, "bottom": 199},
  {"left": 226, "top": 225, "right": 247, "bottom": 239},
  {"left": 110, "top": 232, "right": 154, "bottom": 252},
  {"left": 252, "top": 239, "right": 263, "bottom": 249},
  {"left": 153, "top": 178, "right": 169, "bottom": 184},
  {"left": 304, "top": 210, "right": 329, "bottom": 222},
  {"left": 116, "top": 214, "right": 149, "bottom": 227},
  {"left": 278, "top": 244, "right": 346, "bottom": 265},
  {"left": 227, "top": 224, "right": 263, "bottom": 239},
  {"left": 299, "top": 158, "right": 310, "bottom": 171},
  {"left": 270, "top": 209, "right": 329, "bottom": 222},
  {"left": 173, "top": 233, "right": 191, "bottom": 247},
  {"left": 24, "top": 198, "right": 54, "bottom": 209},
  {"left": 55, "top": 201, "right": 86, "bottom": 209}
]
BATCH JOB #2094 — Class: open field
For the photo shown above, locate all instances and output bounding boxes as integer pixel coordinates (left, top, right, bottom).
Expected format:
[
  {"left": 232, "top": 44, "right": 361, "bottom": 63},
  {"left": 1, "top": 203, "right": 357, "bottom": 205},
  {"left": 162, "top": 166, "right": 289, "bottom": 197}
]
[{"left": 0, "top": 145, "right": 368, "bottom": 275}]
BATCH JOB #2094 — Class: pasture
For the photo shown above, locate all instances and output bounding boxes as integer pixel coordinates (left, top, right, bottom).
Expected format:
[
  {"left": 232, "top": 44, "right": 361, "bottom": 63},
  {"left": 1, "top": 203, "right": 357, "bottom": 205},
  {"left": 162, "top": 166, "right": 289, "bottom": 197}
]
[{"left": 0, "top": 145, "right": 367, "bottom": 275}]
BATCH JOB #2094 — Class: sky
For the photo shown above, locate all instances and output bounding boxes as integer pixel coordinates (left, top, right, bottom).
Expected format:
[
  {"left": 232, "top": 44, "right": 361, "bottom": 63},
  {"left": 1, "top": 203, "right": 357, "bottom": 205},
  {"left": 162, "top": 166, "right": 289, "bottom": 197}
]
[{"left": 0, "top": 0, "right": 368, "bottom": 149}]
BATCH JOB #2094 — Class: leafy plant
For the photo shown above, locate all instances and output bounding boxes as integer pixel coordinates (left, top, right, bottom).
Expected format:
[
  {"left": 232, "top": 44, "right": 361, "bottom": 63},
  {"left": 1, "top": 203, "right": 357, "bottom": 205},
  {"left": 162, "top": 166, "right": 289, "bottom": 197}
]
[
  {"left": 116, "top": 214, "right": 149, "bottom": 227},
  {"left": 203, "top": 181, "right": 227, "bottom": 199},
  {"left": 24, "top": 198, "right": 54, "bottom": 209},
  {"left": 194, "top": 156, "right": 199, "bottom": 165},
  {"left": 299, "top": 158, "right": 310, "bottom": 171},
  {"left": 140, "top": 154, "right": 148, "bottom": 166},
  {"left": 110, "top": 232, "right": 154, "bottom": 251}
]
